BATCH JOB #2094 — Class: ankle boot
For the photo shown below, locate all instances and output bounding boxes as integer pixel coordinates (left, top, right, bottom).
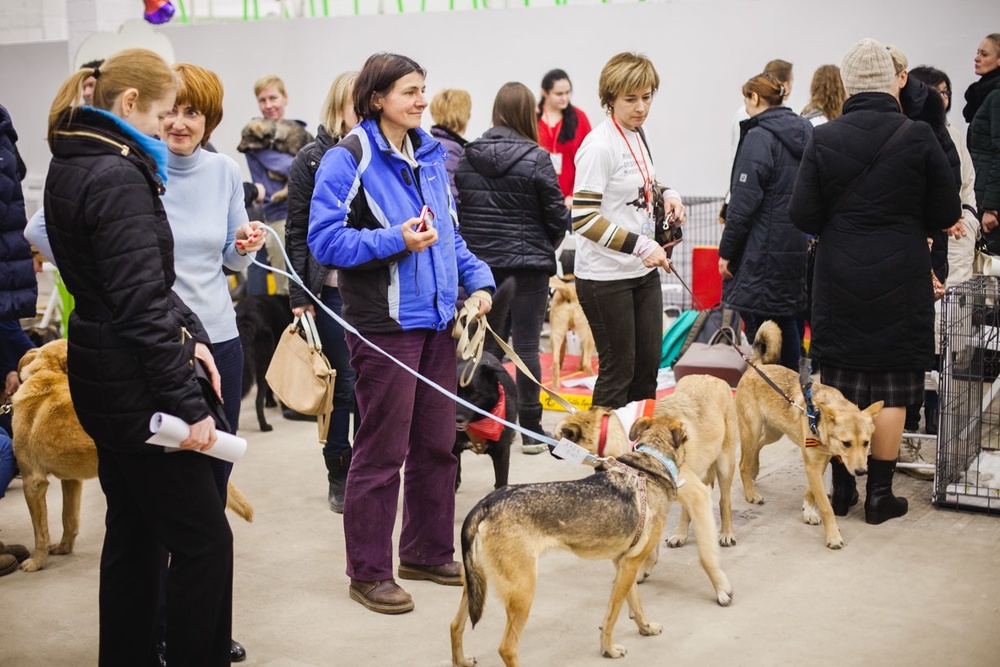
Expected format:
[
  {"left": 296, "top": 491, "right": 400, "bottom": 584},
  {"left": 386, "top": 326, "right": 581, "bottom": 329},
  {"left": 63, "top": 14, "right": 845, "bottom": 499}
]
[
  {"left": 865, "top": 457, "right": 908, "bottom": 525},
  {"left": 924, "top": 390, "right": 939, "bottom": 436},
  {"left": 830, "top": 458, "right": 858, "bottom": 516},
  {"left": 324, "top": 451, "right": 352, "bottom": 513}
]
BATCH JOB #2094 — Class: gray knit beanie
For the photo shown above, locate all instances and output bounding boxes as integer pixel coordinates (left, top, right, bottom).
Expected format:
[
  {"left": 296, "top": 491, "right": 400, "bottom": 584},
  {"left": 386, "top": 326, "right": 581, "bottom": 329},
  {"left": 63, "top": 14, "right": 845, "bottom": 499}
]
[{"left": 841, "top": 38, "right": 896, "bottom": 96}]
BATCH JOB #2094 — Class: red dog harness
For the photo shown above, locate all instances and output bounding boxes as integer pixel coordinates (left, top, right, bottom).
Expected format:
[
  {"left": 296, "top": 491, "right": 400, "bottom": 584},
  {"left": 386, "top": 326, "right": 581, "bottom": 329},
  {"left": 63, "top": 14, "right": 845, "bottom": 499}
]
[{"left": 466, "top": 384, "right": 506, "bottom": 442}]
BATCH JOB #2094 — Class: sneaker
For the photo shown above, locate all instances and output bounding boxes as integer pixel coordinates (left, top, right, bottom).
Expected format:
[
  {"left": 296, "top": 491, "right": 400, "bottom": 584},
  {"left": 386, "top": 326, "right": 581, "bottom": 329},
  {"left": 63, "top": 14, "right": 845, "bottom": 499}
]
[
  {"left": 521, "top": 443, "right": 548, "bottom": 455},
  {"left": 897, "top": 436, "right": 935, "bottom": 480}
]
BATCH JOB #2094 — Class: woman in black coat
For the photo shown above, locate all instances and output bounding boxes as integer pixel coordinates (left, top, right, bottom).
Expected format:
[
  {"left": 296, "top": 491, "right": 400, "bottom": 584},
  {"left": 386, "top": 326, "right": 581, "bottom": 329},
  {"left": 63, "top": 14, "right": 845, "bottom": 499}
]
[
  {"left": 719, "top": 73, "right": 812, "bottom": 370},
  {"left": 965, "top": 33, "right": 1000, "bottom": 241},
  {"left": 43, "top": 49, "right": 233, "bottom": 665},
  {"left": 455, "top": 82, "right": 570, "bottom": 451},
  {"left": 789, "top": 39, "right": 960, "bottom": 527}
]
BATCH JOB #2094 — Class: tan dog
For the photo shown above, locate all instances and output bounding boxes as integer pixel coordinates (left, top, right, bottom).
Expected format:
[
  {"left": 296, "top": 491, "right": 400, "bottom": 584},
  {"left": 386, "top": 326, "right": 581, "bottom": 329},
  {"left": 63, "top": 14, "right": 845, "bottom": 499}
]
[
  {"left": 736, "top": 321, "right": 883, "bottom": 549},
  {"left": 11, "top": 339, "right": 254, "bottom": 572},
  {"left": 548, "top": 276, "right": 596, "bottom": 389},
  {"left": 450, "top": 415, "right": 687, "bottom": 667},
  {"left": 555, "top": 375, "right": 736, "bottom": 603}
]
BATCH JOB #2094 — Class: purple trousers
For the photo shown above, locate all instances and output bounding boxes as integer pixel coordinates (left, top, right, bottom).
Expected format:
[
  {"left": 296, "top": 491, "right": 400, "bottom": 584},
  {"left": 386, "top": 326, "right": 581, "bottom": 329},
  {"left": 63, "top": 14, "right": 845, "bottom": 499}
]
[{"left": 344, "top": 328, "right": 459, "bottom": 582}]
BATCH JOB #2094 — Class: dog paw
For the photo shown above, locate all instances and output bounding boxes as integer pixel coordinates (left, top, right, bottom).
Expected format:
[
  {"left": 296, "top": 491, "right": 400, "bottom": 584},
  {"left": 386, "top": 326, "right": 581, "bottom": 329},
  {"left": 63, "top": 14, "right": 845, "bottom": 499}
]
[
  {"left": 453, "top": 657, "right": 477, "bottom": 667},
  {"left": 826, "top": 536, "right": 845, "bottom": 550},
  {"left": 602, "top": 644, "right": 627, "bottom": 659},
  {"left": 801, "top": 503, "right": 821, "bottom": 525},
  {"left": 635, "top": 570, "right": 650, "bottom": 585},
  {"left": 261, "top": 423, "right": 273, "bottom": 432},
  {"left": 48, "top": 544, "right": 72, "bottom": 555},
  {"left": 639, "top": 622, "right": 662, "bottom": 636},
  {"left": 20, "top": 558, "right": 42, "bottom": 572},
  {"left": 665, "top": 535, "right": 688, "bottom": 548},
  {"left": 717, "top": 590, "right": 733, "bottom": 607},
  {"left": 719, "top": 533, "right": 736, "bottom": 547},
  {"left": 744, "top": 492, "right": 764, "bottom": 504}
]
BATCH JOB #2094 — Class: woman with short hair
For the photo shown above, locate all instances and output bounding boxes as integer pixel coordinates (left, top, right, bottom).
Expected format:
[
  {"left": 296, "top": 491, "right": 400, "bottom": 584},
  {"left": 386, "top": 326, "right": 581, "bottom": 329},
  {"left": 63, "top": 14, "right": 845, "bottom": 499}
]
[{"left": 429, "top": 88, "right": 471, "bottom": 204}]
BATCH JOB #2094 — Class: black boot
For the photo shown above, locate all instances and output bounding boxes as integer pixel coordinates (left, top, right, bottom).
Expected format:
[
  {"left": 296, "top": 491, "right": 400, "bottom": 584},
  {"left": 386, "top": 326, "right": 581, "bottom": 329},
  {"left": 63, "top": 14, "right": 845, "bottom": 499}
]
[
  {"left": 324, "top": 451, "right": 351, "bottom": 513},
  {"left": 924, "top": 390, "right": 939, "bottom": 436},
  {"left": 830, "top": 458, "right": 858, "bottom": 516},
  {"left": 865, "top": 457, "right": 908, "bottom": 525}
]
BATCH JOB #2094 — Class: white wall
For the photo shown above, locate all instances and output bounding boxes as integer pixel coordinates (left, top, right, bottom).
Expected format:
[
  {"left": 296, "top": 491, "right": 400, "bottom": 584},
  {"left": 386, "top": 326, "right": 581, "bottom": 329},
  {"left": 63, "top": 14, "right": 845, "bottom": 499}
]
[{"left": 2, "top": 0, "right": 998, "bottom": 201}]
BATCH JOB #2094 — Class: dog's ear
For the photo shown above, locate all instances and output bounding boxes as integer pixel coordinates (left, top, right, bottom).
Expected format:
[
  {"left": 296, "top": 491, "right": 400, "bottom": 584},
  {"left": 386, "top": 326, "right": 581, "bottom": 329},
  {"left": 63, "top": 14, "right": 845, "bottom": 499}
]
[
  {"left": 557, "top": 421, "right": 583, "bottom": 443},
  {"left": 863, "top": 400, "right": 884, "bottom": 420},
  {"left": 17, "top": 347, "right": 41, "bottom": 376},
  {"left": 662, "top": 416, "right": 687, "bottom": 449},
  {"left": 629, "top": 417, "right": 654, "bottom": 442}
]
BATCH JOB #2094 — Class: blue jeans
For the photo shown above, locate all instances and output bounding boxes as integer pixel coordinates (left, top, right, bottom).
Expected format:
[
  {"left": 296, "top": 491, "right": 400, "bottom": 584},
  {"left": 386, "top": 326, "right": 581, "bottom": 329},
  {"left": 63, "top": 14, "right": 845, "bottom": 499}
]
[
  {"left": 741, "top": 312, "right": 801, "bottom": 371},
  {"left": 313, "top": 286, "right": 356, "bottom": 457},
  {"left": 0, "top": 426, "right": 14, "bottom": 499}
]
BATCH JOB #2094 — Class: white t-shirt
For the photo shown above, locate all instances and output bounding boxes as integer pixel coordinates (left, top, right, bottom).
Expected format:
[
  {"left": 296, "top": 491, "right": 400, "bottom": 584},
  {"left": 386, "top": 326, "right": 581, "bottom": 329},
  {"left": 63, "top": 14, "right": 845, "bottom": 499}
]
[{"left": 574, "top": 119, "right": 677, "bottom": 280}]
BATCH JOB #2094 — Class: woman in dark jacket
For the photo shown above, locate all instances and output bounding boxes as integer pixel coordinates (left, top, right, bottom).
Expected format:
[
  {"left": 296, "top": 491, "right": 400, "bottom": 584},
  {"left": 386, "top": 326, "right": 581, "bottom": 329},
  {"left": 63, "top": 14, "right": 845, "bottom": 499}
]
[
  {"left": 789, "top": 39, "right": 960, "bottom": 527},
  {"left": 965, "top": 33, "right": 1000, "bottom": 240},
  {"left": 719, "top": 73, "right": 812, "bottom": 370},
  {"left": 455, "top": 81, "right": 570, "bottom": 451},
  {"left": 43, "top": 49, "right": 233, "bottom": 665},
  {"left": 286, "top": 70, "right": 358, "bottom": 513}
]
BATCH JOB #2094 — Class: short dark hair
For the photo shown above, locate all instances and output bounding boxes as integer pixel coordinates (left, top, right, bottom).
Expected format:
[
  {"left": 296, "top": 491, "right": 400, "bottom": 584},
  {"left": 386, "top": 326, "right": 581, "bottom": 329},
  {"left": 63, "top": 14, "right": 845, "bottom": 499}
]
[
  {"left": 909, "top": 65, "right": 953, "bottom": 112},
  {"left": 492, "top": 82, "right": 538, "bottom": 143},
  {"left": 353, "top": 52, "right": 426, "bottom": 122}
]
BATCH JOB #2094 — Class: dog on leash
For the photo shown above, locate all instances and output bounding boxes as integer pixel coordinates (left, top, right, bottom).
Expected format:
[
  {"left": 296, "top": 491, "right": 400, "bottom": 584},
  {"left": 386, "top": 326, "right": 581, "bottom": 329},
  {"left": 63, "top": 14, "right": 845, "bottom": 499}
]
[
  {"left": 555, "top": 374, "right": 736, "bottom": 602},
  {"left": 450, "top": 415, "right": 688, "bottom": 667},
  {"left": 548, "top": 275, "right": 596, "bottom": 389},
  {"left": 736, "top": 321, "right": 883, "bottom": 549},
  {"left": 454, "top": 352, "right": 518, "bottom": 490},
  {"left": 237, "top": 119, "right": 312, "bottom": 203},
  {"left": 11, "top": 340, "right": 254, "bottom": 572},
  {"left": 235, "top": 294, "right": 293, "bottom": 432}
]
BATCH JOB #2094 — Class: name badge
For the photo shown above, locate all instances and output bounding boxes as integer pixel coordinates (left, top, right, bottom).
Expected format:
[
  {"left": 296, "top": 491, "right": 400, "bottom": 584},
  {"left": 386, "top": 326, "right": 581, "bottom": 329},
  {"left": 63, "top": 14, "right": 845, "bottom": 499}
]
[{"left": 550, "top": 152, "right": 563, "bottom": 175}]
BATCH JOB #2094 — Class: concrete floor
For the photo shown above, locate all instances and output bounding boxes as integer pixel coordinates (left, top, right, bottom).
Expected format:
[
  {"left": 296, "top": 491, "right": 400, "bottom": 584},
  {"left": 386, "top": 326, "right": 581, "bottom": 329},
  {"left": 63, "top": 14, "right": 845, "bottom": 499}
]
[{"left": 2, "top": 395, "right": 1000, "bottom": 666}]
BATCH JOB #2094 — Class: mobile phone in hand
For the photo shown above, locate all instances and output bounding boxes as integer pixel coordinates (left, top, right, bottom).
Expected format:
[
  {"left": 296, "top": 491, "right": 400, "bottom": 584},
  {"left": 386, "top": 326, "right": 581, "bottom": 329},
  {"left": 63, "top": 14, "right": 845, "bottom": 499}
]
[{"left": 415, "top": 205, "right": 435, "bottom": 232}]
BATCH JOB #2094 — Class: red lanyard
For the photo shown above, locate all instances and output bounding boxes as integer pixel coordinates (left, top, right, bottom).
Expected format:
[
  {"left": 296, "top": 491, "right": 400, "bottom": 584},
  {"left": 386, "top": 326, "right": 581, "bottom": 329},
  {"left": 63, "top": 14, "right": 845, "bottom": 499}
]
[
  {"left": 542, "top": 110, "right": 563, "bottom": 153},
  {"left": 611, "top": 115, "right": 651, "bottom": 204}
]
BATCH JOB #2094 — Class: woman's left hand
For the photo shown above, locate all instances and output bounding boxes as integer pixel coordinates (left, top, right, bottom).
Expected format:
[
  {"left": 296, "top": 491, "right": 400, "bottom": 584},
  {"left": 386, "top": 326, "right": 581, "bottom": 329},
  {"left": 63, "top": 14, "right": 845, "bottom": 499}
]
[
  {"left": 718, "top": 258, "right": 733, "bottom": 280},
  {"left": 946, "top": 219, "right": 967, "bottom": 239},
  {"left": 236, "top": 221, "right": 266, "bottom": 255},
  {"left": 664, "top": 197, "right": 686, "bottom": 225},
  {"left": 194, "top": 342, "right": 222, "bottom": 400}
]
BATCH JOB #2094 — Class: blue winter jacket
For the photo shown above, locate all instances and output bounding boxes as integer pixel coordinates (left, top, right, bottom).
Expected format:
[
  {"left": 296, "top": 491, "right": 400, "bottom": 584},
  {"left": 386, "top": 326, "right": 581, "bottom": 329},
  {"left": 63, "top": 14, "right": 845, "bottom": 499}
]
[
  {"left": 0, "top": 104, "right": 36, "bottom": 321},
  {"left": 308, "top": 119, "right": 494, "bottom": 333}
]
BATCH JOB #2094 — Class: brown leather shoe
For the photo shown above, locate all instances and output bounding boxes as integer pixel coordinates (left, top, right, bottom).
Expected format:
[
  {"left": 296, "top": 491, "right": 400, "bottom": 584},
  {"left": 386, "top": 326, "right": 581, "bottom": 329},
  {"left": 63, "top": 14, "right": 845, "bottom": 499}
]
[
  {"left": 398, "top": 560, "right": 463, "bottom": 586},
  {"left": 348, "top": 579, "right": 414, "bottom": 614}
]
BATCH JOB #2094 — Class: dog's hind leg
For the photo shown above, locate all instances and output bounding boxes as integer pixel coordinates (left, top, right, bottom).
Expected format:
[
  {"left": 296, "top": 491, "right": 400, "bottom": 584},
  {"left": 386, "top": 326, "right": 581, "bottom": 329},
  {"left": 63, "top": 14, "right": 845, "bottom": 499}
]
[
  {"left": 549, "top": 327, "right": 565, "bottom": 390},
  {"left": 50, "top": 478, "right": 82, "bottom": 555},
  {"left": 600, "top": 556, "right": 647, "bottom": 658},
  {"left": 495, "top": 556, "right": 536, "bottom": 667},
  {"left": 450, "top": 588, "right": 477, "bottom": 667},
  {"left": 680, "top": 477, "right": 733, "bottom": 606},
  {"left": 716, "top": 458, "right": 737, "bottom": 546},
  {"left": 20, "top": 471, "right": 51, "bottom": 571},
  {"left": 624, "top": 575, "right": 662, "bottom": 637}
]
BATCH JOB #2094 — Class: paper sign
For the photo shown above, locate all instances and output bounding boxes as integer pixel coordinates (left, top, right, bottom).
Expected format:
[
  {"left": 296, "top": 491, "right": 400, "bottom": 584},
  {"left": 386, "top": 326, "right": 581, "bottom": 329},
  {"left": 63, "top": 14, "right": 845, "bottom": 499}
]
[{"left": 552, "top": 438, "right": 589, "bottom": 464}]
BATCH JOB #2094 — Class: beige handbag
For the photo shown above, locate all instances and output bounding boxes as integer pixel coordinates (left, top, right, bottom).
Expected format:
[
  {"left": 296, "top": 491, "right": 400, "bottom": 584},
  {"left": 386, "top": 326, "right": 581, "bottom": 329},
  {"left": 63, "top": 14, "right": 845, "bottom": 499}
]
[{"left": 265, "top": 311, "right": 337, "bottom": 442}]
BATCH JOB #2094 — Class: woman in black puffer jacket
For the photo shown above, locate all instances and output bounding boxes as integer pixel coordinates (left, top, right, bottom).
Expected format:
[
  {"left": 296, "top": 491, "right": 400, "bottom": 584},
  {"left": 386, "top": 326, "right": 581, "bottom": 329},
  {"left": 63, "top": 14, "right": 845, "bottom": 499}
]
[
  {"left": 719, "top": 73, "right": 813, "bottom": 370},
  {"left": 43, "top": 49, "right": 232, "bottom": 665},
  {"left": 455, "top": 82, "right": 570, "bottom": 450},
  {"left": 965, "top": 33, "right": 1000, "bottom": 242}
]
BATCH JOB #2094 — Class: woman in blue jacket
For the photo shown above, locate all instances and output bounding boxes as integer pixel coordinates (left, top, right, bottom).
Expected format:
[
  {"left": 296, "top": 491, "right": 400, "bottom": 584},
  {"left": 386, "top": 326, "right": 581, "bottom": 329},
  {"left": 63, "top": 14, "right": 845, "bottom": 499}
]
[
  {"left": 308, "top": 52, "right": 495, "bottom": 615},
  {"left": 719, "top": 73, "right": 813, "bottom": 370}
]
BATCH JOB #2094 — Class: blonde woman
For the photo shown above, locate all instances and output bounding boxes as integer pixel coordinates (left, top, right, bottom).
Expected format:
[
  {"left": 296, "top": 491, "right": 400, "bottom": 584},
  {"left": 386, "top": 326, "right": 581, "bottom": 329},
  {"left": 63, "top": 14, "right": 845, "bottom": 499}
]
[
  {"left": 429, "top": 88, "right": 472, "bottom": 203},
  {"left": 286, "top": 70, "right": 359, "bottom": 513},
  {"left": 800, "top": 64, "right": 845, "bottom": 125}
]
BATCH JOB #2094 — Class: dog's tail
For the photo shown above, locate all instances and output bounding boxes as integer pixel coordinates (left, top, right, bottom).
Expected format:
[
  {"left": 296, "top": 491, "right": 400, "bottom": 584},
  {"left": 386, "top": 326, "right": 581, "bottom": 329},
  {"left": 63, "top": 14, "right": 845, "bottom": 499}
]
[
  {"left": 225, "top": 482, "right": 254, "bottom": 523},
  {"left": 750, "top": 320, "right": 782, "bottom": 365},
  {"left": 461, "top": 500, "right": 490, "bottom": 627}
]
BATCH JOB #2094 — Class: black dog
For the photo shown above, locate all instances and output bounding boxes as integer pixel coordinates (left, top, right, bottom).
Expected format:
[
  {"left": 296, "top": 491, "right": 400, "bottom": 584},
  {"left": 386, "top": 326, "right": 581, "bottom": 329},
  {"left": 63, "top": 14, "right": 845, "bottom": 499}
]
[
  {"left": 454, "top": 351, "right": 519, "bottom": 490},
  {"left": 235, "top": 294, "right": 292, "bottom": 431}
]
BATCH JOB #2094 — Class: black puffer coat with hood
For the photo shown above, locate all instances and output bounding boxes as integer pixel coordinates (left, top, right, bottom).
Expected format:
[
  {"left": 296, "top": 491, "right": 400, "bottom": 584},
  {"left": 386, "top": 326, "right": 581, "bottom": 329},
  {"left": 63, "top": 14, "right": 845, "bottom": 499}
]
[
  {"left": 454, "top": 126, "right": 569, "bottom": 273},
  {"left": 719, "top": 106, "right": 813, "bottom": 316}
]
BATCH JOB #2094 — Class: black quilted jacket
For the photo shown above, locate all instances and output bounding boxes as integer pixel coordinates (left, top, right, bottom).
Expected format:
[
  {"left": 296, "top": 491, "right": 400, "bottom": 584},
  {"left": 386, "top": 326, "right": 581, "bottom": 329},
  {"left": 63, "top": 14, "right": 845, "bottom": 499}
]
[
  {"left": 719, "top": 106, "right": 812, "bottom": 316},
  {"left": 966, "top": 67, "right": 1000, "bottom": 212},
  {"left": 44, "top": 108, "right": 211, "bottom": 451},
  {"left": 789, "top": 93, "right": 960, "bottom": 371},
  {"left": 0, "top": 104, "right": 35, "bottom": 320},
  {"left": 455, "top": 126, "right": 569, "bottom": 272}
]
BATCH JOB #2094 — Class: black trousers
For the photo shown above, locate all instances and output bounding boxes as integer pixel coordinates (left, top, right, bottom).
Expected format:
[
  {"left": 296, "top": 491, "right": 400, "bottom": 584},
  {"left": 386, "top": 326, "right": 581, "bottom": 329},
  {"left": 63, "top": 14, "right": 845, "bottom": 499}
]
[
  {"left": 576, "top": 270, "right": 663, "bottom": 409},
  {"left": 97, "top": 447, "right": 233, "bottom": 667}
]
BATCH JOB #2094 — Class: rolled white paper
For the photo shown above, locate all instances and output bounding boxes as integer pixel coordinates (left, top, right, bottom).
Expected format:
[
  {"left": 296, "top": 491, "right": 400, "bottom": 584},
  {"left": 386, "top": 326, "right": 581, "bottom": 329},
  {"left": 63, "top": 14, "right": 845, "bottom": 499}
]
[{"left": 146, "top": 413, "right": 247, "bottom": 463}]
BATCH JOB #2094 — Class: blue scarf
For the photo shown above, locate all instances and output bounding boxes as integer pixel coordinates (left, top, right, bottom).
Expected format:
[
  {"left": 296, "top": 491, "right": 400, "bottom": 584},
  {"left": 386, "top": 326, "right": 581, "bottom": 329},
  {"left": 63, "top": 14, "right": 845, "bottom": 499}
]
[{"left": 90, "top": 107, "right": 169, "bottom": 185}]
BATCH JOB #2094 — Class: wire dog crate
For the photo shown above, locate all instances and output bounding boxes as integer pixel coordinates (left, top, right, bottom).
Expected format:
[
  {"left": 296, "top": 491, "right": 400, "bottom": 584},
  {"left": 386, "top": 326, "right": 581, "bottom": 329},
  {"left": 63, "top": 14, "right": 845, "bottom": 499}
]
[
  {"left": 936, "top": 275, "right": 1000, "bottom": 512},
  {"left": 660, "top": 196, "right": 725, "bottom": 313}
]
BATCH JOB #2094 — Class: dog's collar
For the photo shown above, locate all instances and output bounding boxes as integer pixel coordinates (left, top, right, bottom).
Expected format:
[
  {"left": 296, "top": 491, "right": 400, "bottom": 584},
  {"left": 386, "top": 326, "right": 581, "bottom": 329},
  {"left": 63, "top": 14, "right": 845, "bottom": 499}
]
[
  {"left": 634, "top": 445, "right": 685, "bottom": 489},
  {"left": 598, "top": 413, "right": 610, "bottom": 457},
  {"left": 466, "top": 384, "right": 506, "bottom": 442}
]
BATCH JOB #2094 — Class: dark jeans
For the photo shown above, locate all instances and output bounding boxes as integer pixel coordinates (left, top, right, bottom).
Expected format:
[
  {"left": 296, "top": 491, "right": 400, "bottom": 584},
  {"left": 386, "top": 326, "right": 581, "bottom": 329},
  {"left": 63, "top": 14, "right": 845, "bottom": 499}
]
[
  {"left": 0, "top": 426, "right": 13, "bottom": 499},
  {"left": 741, "top": 312, "right": 801, "bottom": 371},
  {"left": 344, "top": 329, "right": 458, "bottom": 581},
  {"left": 246, "top": 245, "right": 271, "bottom": 296},
  {"left": 97, "top": 448, "right": 232, "bottom": 667},
  {"left": 314, "top": 286, "right": 357, "bottom": 457},
  {"left": 483, "top": 268, "right": 549, "bottom": 429},
  {"left": 576, "top": 270, "right": 662, "bottom": 409}
]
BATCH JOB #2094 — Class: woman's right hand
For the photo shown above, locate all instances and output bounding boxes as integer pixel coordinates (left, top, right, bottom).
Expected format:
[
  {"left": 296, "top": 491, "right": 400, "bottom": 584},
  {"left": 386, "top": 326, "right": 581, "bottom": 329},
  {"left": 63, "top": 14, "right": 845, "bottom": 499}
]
[
  {"left": 179, "top": 415, "right": 218, "bottom": 452},
  {"left": 292, "top": 305, "right": 315, "bottom": 318},
  {"left": 719, "top": 257, "right": 734, "bottom": 280},
  {"left": 401, "top": 217, "right": 438, "bottom": 252}
]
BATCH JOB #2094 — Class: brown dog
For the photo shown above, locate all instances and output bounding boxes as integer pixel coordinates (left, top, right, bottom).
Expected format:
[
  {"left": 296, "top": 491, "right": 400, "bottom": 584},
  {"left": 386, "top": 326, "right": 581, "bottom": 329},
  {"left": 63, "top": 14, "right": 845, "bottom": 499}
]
[
  {"left": 736, "top": 321, "right": 883, "bottom": 549},
  {"left": 555, "top": 374, "right": 736, "bottom": 602},
  {"left": 548, "top": 276, "right": 596, "bottom": 389},
  {"left": 11, "top": 340, "right": 254, "bottom": 572},
  {"left": 450, "top": 415, "right": 688, "bottom": 667}
]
